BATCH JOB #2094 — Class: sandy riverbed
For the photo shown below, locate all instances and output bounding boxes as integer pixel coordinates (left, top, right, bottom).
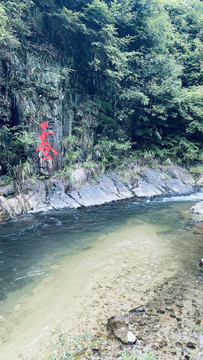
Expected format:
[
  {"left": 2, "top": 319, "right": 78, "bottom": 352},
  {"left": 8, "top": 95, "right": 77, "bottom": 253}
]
[{"left": 0, "top": 213, "right": 202, "bottom": 360}]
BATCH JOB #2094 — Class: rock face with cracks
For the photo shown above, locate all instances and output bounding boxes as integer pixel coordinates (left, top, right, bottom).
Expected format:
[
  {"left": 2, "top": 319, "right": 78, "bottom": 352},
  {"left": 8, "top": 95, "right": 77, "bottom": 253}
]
[{"left": 0, "top": 164, "right": 201, "bottom": 222}]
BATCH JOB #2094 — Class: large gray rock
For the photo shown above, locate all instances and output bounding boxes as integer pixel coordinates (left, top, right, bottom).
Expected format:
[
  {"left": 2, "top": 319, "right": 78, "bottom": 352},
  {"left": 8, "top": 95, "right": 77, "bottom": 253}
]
[
  {"left": 0, "top": 183, "right": 16, "bottom": 197},
  {"left": 72, "top": 168, "right": 88, "bottom": 187},
  {"left": 165, "top": 165, "right": 195, "bottom": 185},
  {"left": 0, "top": 164, "right": 198, "bottom": 220},
  {"left": 107, "top": 315, "right": 136, "bottom": 344},
  {"left": 114, "top": 181, "right": 133, "bottom": 199},
  {"left": 0, "top": 196, "right": 24, "bottom": 216},
  {"left": 196, "top": 176, "right": 203, "bottom": 187},
  {"left": 26, "top": 180, "right": 47, "bottom": 212},
  {"left": 140, "top": 167, "right": 168, "bottom": 192},
  {"left": 48, "top": 179, "right": 70, "bottom": 194},
  {"left": 164, "top": 178, "right": 194, "bottom": 194},
  {"left": 48, "top": 194, "right": 80, "bottom": 210},
  {"left": 99, "top": 174, "right": 118, "bottom": 189},
  {"left": 132, "top": 181, "right": 162, "bottom": 197},
  {"left": 70, "top": 182, "right": 120, "bottom": 207}
]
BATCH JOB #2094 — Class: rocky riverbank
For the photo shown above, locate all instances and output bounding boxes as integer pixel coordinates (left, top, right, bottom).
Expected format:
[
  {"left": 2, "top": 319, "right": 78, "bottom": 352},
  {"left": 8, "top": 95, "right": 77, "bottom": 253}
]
[{"left": 0, "top": 164, "right": 203, "bottom": 222}]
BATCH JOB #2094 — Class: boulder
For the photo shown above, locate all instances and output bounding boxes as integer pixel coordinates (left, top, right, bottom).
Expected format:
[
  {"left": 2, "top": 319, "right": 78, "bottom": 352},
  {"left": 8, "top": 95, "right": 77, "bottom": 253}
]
[
  {"left": 0, "top": 183, "right": 16, "bottom": 197},
  {"left": 196, "top": 176, "right": 203, "bottom": 187},
  {"left": 132, "top": 180, "right": 162, "bottom": 197},
  {"left": 70, "top": 183, "right": 119, "bottom": 207},
  {"left": 0, "top": 197, "right": 23, "bottom": 216},
  {"left": 52, "top": 179, "right": 70, "bottom": 194},
  {"left": 59, "top": 194, "right": 81, "bottom": 208},
  {"left": 191, "top": 201, "right": 203, "bottom": 222},
  {"left": 26, "top": 180, "right": 47, "bottom": 212},
  {"left": 72, "top": 168, "right": 88, "bottom": 187},
  {"left": 164, "top": 178, "right": 193, "bottom": 194},
  {"left": 48, "top": 194, "right": 80, "bottom": 210},
  {"left": 140, "top": 167, "right": 168, "bottom": 192},
  {"left": 107, "top": 315, "right": 136, "bottom": 344},
  {"left": 198, "top": 258, "right": 203, "bottom": 267},
  {"left": 0, "top": 164, "right": 198, "bottom": 221},
  {"left": 166, "top": 165, "right": 195, "bottom": 186},
  {"left": 114, "top": 181, "right": 133, "bottom": 199},
  {"left": 69, "top": 176, "right": 121, "bottom": 207}
]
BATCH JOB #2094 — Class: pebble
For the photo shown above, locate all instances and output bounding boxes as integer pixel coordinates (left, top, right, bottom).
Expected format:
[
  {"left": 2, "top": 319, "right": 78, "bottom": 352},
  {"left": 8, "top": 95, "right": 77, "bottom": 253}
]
[
  {"left": 186, "top": 341, "right": 196, "bottom": 349},
  {"left": 157, "top": 308, "right": 165, "bottom": 314}
]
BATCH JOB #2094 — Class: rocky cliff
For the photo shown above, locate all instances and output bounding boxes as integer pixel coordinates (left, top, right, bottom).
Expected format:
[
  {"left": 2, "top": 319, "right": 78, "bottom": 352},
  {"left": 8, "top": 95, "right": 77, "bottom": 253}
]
[
  {"left": 0, "top": 164, "right": 202, "bottom": 222},
  {"left": 1, "top": 50, "right": 78, "bottom": 175}
]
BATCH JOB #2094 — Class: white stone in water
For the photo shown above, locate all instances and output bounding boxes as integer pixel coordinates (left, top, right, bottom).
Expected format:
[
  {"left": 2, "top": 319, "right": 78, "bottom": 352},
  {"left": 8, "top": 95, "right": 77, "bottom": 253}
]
[{"left": 127, "top": 331, "right": 136, "bottom": 343}]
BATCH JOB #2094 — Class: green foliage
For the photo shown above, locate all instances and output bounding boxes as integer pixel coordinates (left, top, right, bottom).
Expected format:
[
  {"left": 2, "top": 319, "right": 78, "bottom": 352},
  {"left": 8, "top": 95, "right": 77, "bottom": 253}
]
[
  {"left": 0, "top": 0, "right": 202, "bottom": 173},
  {"left": 95, "top": 137, "right": 132, "bottom": 169},
  {"left": 30, "top": 329, "right": 106, "bottom": 360},
  {"left": 121, "top": 350, "right": 157, "bottom": 360},
  {"left": 14, "top": 158, "right": 36, "bottom": 183},
  {"left": 0, "top": 175, "right": 13, "bottom": 186},
  {"left": 13, "top": 130, "right": 38, "bottom": 154},
  {"left": 158, "top": 136, "right": 201, "bottom": 163},
  {"left": 189, "top": 165, "right": 203, "bottom": 177}
]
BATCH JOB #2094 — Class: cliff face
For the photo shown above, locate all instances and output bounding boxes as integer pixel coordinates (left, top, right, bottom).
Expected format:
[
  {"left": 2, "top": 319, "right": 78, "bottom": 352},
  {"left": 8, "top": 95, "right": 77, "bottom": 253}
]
[
  {"left": 1, "top": 51, "right": 78, "bottom": 174},
  {"left": 0, "top": 0, "right": 202, "bottom": 180}
]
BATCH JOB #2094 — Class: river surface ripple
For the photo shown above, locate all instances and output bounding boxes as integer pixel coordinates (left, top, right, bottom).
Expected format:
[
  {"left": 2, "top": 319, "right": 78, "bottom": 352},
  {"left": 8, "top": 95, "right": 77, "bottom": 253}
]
[{"left": 0, "top": 194, "right": 202, "bottom": 359}]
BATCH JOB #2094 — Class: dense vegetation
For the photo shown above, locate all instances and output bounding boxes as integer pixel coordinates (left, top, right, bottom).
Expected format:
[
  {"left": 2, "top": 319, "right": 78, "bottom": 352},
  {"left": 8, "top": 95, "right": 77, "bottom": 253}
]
[{"left": 0, "top": 0, "right": 202, "bottom": 178}]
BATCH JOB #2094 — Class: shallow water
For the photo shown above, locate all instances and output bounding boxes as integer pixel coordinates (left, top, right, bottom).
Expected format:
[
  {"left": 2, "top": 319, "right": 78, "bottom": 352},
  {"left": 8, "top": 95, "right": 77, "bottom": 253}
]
[{"left": 0, "top": 195, "right": 202, "bottom": 359}]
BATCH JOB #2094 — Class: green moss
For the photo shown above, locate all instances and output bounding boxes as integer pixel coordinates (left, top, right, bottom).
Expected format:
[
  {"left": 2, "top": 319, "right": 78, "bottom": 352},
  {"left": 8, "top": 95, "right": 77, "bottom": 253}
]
[{"left": 189, "top": 165, "right": 203, "bottom": 177}]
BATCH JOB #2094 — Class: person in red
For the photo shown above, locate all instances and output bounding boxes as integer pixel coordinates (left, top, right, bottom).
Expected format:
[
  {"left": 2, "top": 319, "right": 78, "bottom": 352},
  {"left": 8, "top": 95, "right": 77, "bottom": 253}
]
[{"left": 36, "top": 122, "right": 58, "bottom": 161}]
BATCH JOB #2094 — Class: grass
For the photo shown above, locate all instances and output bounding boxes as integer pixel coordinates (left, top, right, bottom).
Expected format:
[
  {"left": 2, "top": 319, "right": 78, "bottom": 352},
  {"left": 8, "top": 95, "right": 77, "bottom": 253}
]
[
  {"left": 18, "top": 329, "right": 158, "bottom": 360},
  {"left": 36, "top": 330, "right": 106, "bottom": 360},
  {"left": 189, "top": 165, "right": 203, "bottom": 178},
  {"left": 121, "top": 351, "right": 157, "bottom": 360},
  {"left": 0, "top": 175, "right": 13, "bottom": 186}
]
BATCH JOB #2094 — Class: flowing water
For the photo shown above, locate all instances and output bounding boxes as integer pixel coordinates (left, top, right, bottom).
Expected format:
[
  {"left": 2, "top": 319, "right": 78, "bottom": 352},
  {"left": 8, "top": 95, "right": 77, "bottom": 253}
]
[{"left": 0, "top": 194, "right": 202, "bottom": 359}]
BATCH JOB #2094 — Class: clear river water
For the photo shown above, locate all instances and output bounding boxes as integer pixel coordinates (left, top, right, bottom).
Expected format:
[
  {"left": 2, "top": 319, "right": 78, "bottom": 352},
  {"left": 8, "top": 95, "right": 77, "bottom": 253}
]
[{"left": 0, "top": 192, "right": 202, "bottom": 359}]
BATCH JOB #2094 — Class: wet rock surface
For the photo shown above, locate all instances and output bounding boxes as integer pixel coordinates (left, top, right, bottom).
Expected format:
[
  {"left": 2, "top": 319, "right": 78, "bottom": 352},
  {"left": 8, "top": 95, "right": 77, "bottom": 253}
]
[
  {"left": 190, "top": 201, "right": 203, "bottom": 222},
  {"left": 105, "top": 278, "right": 202, "bottom": 359},
  {"left": 107, "top": 316, "right": 137, "bottom": 344}
]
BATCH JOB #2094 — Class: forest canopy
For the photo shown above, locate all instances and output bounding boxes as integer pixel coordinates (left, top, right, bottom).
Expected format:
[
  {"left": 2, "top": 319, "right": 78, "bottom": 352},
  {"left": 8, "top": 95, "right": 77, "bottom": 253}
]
[{"left": 0, "top": 0, "right": 202, "bottom": 175}]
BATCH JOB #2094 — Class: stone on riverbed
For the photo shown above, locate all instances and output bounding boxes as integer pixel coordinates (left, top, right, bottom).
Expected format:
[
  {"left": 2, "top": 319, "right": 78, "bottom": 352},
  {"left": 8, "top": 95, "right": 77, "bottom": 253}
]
[
  {"left": 199, "top": 258, "right": 203, "bottom": 267},
  {"left": 107, "top": 316, "right": 137, "bottom": 344},
  {"left": 190, "top": 201, "right": 203, "bottom": 222}
]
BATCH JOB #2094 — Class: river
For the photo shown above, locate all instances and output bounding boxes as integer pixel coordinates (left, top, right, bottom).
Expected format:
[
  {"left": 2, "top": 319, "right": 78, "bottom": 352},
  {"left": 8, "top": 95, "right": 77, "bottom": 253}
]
[{"left": 0, "top": 193, "right": 202, "bottom": 359}]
